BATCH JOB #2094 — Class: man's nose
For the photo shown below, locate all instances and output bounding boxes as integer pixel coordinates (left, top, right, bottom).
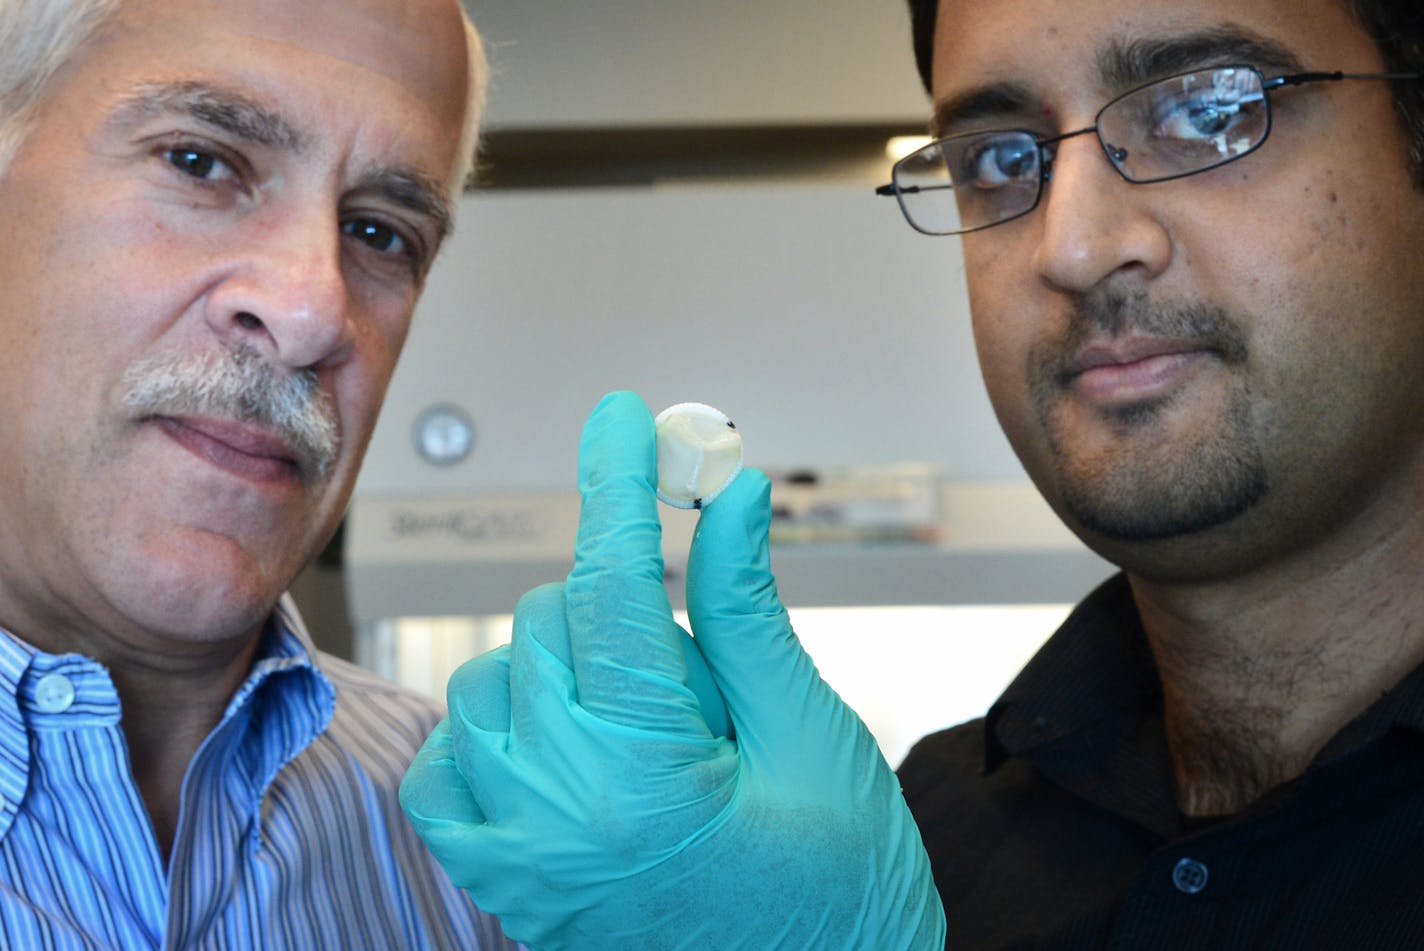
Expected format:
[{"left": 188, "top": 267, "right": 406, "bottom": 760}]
[
  {"left": 204, "top": 205, "right": 353, "bottom": 370},
  {"left": 1029, "top": 135, "right": 1174, "bottom": 294}
]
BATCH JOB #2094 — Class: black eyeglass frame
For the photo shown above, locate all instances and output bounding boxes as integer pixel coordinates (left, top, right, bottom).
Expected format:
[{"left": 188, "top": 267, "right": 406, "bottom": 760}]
[{"left": 876, "top": 66, "right": 1424, "bottom": 237}]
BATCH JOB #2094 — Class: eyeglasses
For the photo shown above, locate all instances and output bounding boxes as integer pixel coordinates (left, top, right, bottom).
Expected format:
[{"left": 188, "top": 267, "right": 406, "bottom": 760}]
[{"left": 876, "top": 65, "right": 1422, "bottom": 236}]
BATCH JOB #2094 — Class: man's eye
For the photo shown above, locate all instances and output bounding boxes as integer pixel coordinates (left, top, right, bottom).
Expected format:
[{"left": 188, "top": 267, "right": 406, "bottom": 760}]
[
  {"left": 342, "top": 218, "right": 407, "bottom": 256},
  {"left": 163, "top": 147, "right": 236, "bottom": 182},
  {"left": 963, "top": 137, "right": 1039, "bottom": 188},
  {"left": 341, "top": 217, "right": 424, "bottom": 269}
]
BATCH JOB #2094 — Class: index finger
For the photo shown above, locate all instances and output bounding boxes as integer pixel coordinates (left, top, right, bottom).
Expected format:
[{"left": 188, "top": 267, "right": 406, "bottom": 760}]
[{"left": 563, "top": 391, "right": 697, "bottom": 727}]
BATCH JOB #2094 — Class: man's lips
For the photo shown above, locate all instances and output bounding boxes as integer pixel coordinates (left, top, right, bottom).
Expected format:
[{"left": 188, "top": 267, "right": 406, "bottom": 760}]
[
  {"left": 1060, "top": 338, "right": 1218, "bottom": 404},
  {"left": 153, "top": 416, "right": 303, "bottom": 484}
]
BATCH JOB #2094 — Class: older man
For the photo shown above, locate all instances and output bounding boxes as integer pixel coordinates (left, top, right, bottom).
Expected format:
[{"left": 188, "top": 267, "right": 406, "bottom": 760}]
[
  {"left": 0, "top": 0, "right": 516, "bottom": 946},
  {"left": 405, "top": 0, "right": 1424, "bottom": 948}
]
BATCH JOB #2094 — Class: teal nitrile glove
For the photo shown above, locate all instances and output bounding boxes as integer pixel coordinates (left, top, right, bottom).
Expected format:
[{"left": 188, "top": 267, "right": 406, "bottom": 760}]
[{"left": 400, "top": 391, "right": 946, "bottom": 950}]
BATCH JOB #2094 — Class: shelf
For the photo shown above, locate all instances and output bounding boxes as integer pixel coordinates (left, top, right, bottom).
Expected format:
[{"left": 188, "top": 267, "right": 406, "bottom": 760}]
[{"left": 344, "top": 488, "right": 1114, "bottom": 623}]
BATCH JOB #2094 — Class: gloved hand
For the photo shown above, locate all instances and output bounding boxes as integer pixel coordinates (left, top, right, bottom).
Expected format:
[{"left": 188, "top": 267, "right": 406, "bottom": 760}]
[{"left": 400, "top": 391, "right": 946, "bottom": 950}]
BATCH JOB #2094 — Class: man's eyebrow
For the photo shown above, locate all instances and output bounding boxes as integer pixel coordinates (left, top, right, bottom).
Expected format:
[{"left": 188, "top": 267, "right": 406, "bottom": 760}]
[
  {"left": 358, "top": 167, "right": 457, "bottom": 248},
  {"left": 1097, "top": 27, "right": 1305, "bottom": 91},
  {"left": 931, "top": 83, "right": 1038, "bottom": 138},
  {"left": 110, "top": 80, "right": 455, "bottom": 250},
  {"left": 931, "top": 27, "right": 1305, "bottom": 139},
  {"left": 110, "top": 80, "right": 305, "bottom": 151}
]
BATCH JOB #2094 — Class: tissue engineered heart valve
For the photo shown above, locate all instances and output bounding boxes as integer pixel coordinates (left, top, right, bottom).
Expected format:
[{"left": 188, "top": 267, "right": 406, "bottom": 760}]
[{"left": 654, "top": 403, "right": 744, "bottom": 509}]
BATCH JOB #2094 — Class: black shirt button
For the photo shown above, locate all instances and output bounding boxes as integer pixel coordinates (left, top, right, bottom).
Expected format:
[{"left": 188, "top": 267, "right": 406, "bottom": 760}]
[{"left": 1172, "top": 857, "right": 1210, "bottom": 895}]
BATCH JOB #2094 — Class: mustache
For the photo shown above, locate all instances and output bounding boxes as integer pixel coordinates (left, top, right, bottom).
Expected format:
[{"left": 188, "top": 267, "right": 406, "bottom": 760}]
[
  {"left": 1034, "top": 289, "right": 1250, "bottom": 384},
  {"left": 120, "top": 347, "right": 339, "bottom": 481}
]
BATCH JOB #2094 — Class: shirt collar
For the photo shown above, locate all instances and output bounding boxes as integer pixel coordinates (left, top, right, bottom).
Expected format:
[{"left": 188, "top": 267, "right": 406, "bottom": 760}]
[
  {"left": 0, "top": 597, "right": 337, "bottom": 837},
  {"left": 984, "top": 572, "right": 1424, "bottom": 836},
  {"left": 985, "top": 573, "right": 1159, "bottom": 770},
  {"left": 1315, "top": 656, "right": 1424, "bottom": 761},
  {"left": 223, "top": 595, "right": 335, "bottom": 722},
  {"left": 218, "top": 597, "right": 337, "bottom": 809},
  {"left": 988, "top": 573, "right": 1424, "bottom": 761},
  {"left": 0, "top": 633, "right": 34, "bottom": 832}
]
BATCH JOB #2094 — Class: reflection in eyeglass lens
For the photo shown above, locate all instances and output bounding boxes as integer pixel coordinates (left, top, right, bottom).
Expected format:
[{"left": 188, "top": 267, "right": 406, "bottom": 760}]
[{"left": 1116, "top": 68, "right": 1267, "bottom": 172}]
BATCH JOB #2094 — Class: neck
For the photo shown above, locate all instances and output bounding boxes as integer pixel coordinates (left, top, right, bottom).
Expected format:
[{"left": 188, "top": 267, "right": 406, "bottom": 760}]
[
  {"left": 1131, "top": 519, "right": 1424, "bottom": 818},
  {"left": 109, "top": 641, "right": 260, "bottom": 858},
  {"left": 0, "top": 571, "right": 277, "bottom": 860}
]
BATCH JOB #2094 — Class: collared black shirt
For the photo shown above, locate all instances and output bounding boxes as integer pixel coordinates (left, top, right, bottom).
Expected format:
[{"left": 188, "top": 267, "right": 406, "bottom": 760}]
[{"left": 897, "top": 574, "right": 1424, "bottom": 949}]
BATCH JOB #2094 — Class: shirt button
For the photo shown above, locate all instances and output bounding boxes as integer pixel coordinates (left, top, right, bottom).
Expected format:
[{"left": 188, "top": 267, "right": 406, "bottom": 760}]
[
  {"left": 1172, "top": 857, "right": 1210, "bottom": 895},
  {"left": 34, "top": 673, "right": 76, "bottom": 713}
]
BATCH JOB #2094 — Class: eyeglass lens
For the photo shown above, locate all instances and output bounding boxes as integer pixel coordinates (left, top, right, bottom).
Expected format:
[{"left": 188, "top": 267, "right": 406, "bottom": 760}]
[
  {"left": 1102, "top": 67, "right": 1268, "bottom": 181},
  {"left": 892, "top": 66, "right": 1271, "bottom": 235}
]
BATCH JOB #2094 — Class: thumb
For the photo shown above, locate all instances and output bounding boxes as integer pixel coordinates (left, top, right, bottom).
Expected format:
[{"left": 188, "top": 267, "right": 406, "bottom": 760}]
[{"left": 686, "top": 468, "right": 853, "bottom": 764}]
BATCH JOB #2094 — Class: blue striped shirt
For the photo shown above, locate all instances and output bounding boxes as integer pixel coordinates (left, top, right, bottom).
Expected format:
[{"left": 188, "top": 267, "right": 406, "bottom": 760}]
[{"left": 0, "top": 597, "right": 518, "bottom": 949}]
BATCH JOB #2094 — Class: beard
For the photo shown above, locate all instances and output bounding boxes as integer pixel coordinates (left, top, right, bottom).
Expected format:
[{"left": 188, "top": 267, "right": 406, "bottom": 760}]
[
  {"left": 119, "top": 345, "right": 339, "bottom": 483},
  {"left": 1027, "top": 289, "right": 1268, "bottom": 542}
]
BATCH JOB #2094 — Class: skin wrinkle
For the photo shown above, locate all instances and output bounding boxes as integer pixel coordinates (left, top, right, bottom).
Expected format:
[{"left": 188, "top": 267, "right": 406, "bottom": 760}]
[
  {"left": 355, "top": 165, "right": 455, "bottom": 254},
  {"left": 108, "top": 78, "right": 456, "bottom": 263},
  {"left": 111, "top": 80, "right": 307, "bottom": 152}
]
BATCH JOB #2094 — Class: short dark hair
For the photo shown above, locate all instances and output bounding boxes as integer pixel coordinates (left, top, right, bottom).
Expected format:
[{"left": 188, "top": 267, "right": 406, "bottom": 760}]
[
  {"left": 1345, "top": 1, "right": 1424, "bottom": 184},
  {"left": 905, "top": 0, "right": 1424, "bottom": 186}
]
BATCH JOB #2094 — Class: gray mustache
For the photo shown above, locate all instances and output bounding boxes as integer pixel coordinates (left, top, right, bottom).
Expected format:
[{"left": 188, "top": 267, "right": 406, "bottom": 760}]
[{"left": 120, "top": 347, "right": 339, "bottom": 481}]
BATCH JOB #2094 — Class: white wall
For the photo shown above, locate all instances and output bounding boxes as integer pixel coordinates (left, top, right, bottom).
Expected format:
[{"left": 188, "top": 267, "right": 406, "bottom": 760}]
[
  {"left": 465, "top": 0, "right": 931, "bottom": 129},
  {"left": 356, "top": 183, "right": 1029, "bottom": 497}
]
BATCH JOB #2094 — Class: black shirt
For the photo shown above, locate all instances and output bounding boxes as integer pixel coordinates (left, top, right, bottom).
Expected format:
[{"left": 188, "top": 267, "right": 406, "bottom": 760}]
[{"left": 897, "top": 574, "right": 1424, "bottom": 949}]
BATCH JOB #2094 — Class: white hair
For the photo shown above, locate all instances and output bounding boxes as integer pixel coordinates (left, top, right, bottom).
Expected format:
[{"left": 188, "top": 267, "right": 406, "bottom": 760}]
[
  {"left": 0, "top": 0, "right": 488, "bottom": 191},
  {"left": 0, "top": 0, "right": 122, "bottom": 175},
  {"left": 454, "top": 13, "right": 489, "bottom": 193}
]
